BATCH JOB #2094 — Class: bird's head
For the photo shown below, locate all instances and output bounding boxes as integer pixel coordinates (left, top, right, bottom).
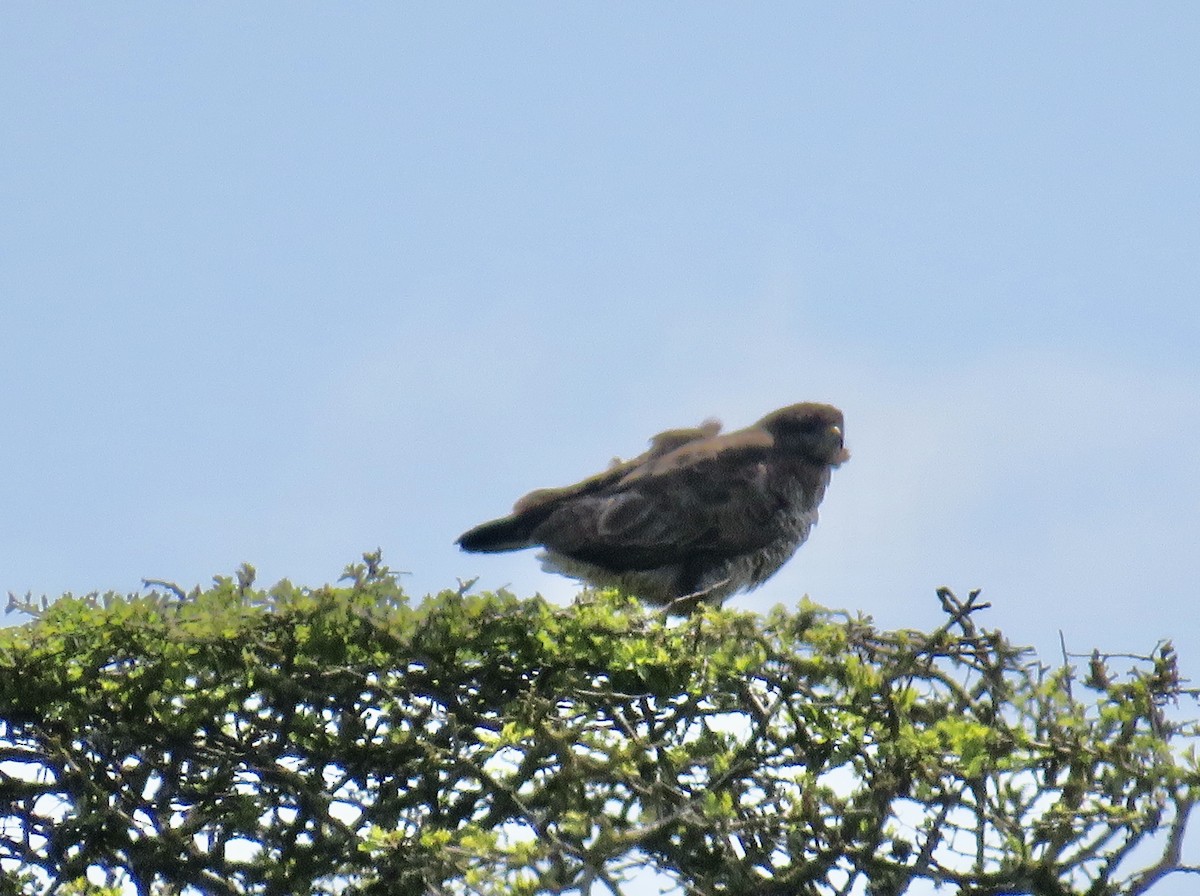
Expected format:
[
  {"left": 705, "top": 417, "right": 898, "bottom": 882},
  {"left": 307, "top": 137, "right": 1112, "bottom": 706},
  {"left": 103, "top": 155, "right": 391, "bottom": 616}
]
[{"left": 758, "top": 403, "right": 849, "bottom": 467}]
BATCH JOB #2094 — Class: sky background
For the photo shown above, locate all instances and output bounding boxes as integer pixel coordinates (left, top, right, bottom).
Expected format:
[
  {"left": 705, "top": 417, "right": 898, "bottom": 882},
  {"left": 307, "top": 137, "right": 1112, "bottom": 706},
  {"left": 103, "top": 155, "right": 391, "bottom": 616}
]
[{"left": 3, "top": 5, "right": 1199, "bottom": 893}]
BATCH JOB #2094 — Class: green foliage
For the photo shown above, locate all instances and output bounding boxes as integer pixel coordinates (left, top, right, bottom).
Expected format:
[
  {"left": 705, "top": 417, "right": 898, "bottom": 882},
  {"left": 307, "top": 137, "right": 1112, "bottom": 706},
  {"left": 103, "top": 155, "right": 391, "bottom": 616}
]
[{"left": 2, "top": 555, "right": 1198, "bottom": 895}]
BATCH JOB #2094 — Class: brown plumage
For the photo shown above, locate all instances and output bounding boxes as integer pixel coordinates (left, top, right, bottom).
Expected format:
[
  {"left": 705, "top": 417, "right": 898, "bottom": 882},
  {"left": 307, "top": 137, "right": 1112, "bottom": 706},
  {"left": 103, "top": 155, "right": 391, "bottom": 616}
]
[{"left": 456, "top": 402, "right": 849, "bottom": 612}]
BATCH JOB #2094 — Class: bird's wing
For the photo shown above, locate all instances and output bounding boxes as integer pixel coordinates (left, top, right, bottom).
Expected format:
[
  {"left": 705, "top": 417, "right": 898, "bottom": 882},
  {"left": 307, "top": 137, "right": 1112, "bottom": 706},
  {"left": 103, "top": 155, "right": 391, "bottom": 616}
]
[
  {"left": 511, "top": 419, "right": 722, "bottom": 515},
  {"left": 534, "top": 440, "right": 786, "bottom": 571},
  {"left": 617, "top": 427, "right": 774, "bottom": 483},
  {"left": 461, "top": 420, "right": 727, "bottom": 553}
]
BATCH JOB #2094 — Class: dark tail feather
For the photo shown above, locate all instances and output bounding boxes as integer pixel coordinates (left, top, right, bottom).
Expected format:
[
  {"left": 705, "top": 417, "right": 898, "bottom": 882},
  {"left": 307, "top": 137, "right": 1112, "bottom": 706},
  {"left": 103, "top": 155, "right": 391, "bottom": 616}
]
[{"left": 456, "top": 513, "right": 539, "bottom": 553}]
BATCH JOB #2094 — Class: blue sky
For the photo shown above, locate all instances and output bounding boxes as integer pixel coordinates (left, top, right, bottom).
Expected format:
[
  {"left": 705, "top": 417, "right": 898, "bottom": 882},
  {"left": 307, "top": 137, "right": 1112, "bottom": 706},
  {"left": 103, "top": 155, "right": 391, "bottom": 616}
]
[{"left": 3, "top": 5, "right": 1199, "bottom": 889}]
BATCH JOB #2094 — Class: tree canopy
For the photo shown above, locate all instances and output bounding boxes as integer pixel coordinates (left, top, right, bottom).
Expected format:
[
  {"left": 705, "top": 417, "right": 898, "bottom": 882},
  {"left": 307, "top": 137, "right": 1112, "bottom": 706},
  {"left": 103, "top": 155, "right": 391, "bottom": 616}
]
[{"left": 2, "top": 555, "right": 1198, "bottom": 895}]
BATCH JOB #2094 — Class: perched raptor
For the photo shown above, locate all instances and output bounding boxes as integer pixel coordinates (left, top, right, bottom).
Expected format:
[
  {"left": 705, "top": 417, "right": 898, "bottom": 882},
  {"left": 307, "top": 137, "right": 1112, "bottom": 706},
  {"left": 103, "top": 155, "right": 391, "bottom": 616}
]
[{"left": 456, "top": 402, "right": 849, "bottom": 611}]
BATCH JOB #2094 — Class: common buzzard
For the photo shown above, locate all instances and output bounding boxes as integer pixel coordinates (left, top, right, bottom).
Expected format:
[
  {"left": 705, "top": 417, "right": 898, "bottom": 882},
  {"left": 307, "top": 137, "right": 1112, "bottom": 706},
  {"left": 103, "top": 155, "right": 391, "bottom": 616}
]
[{"left": 456, "top": 402, "right": 848, "bottom": 612}]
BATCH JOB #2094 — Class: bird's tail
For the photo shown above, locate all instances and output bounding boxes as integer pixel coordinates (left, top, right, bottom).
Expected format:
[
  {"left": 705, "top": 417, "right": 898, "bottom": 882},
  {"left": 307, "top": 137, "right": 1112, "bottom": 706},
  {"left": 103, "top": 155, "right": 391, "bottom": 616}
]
[{"left": 456, "top": 513, "right": 539, "bottom": 553}]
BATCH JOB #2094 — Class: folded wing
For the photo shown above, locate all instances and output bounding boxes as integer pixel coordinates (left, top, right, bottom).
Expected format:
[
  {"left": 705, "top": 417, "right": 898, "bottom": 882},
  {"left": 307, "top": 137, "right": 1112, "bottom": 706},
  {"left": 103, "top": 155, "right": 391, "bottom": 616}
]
[
  {"left": 532, "top": 440, "right": 784, "bottom": 571},
  {"left": 456, "top": 418, "right": 723, "bottom": 553}
]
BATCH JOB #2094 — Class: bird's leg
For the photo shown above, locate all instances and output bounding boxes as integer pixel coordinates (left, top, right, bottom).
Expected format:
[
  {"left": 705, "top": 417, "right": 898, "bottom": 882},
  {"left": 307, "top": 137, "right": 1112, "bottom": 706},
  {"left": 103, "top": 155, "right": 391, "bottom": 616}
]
[
  {"left": 659, "top": 578, "right": 732, "bottom": 617},
  {"left": 660, "top": 578, "right": 733, "bottom": 661}
]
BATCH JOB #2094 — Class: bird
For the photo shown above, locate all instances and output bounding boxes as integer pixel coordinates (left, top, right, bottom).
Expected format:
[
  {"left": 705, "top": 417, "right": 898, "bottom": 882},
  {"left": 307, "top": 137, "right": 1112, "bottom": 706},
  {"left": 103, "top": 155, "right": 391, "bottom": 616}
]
[{"left": 456, "top": 402, "right": 849, "bottom": 612}]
